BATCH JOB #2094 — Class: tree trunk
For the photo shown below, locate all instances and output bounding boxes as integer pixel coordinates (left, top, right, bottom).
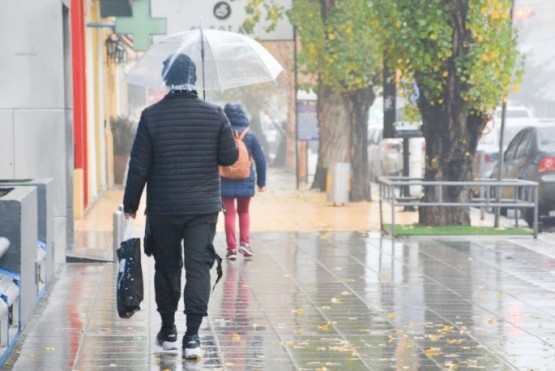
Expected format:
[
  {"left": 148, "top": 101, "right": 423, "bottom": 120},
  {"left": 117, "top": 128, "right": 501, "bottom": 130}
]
[
  {"left": 312, "top": 81, "right": 350, "bottom": 191},
  {"left": 345, "top": 87, "right": 374, "bottom": 201},
  {"left": 311, "top": 82, "right": 374, "bottom": 201},
  {"left": 418, "top": 101, "right": 486, "bottom": 225},
  {"left": 418, "top": 94, "right": 469, "bottom": 225},
  {"left": 417, "top": 1, "right": 488, "bottom": 226}
]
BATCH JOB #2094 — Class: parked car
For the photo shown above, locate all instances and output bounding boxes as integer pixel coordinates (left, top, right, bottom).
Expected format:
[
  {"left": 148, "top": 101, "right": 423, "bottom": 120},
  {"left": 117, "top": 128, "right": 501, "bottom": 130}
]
[
  {"left": 367, "top": 100, "right": 424, "bottom": 182},
  {"left": 368, "top": 128, "right": 403, "bottom": 181},
  {"left": 475, "top": 104, "right": 540, "bottom": 179},
  {"left": 490, "top": 122, "right": 555, "bottom": 227}
]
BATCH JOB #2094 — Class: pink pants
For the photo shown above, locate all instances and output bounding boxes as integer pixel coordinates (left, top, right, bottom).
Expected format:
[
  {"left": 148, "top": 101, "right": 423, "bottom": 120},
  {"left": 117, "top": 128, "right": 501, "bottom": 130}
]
[{"left": 222, "top": 197, "right": 251, "bottom": 252}]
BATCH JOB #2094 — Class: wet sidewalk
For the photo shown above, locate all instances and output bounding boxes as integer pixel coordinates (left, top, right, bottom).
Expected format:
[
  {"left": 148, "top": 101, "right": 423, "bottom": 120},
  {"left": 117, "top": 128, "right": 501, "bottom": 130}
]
[{"left": 5, "top": 170, "right": 555, "bottom": 370}]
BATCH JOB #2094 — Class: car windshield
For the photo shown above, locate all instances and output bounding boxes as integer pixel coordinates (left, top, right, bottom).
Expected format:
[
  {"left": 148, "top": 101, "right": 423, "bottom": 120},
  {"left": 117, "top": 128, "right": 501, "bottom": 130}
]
[
  {"left": 538, "top": 127, "right": 555, "bottom": 150},
  {"left": 503, "top": 126, "right": 530, "bottom": 148}
]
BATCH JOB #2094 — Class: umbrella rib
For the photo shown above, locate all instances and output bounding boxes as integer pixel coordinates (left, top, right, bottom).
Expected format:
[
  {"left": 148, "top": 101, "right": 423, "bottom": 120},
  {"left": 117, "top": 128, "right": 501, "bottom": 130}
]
[{"left": 249, "top": 41, "right": 281, "bottom": 83}]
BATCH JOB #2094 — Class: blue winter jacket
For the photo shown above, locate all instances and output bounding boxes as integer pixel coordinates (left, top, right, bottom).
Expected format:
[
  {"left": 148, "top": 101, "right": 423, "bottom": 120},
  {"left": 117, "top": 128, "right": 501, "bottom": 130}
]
[{"left": 221, "top": 104, "right": 266, "bottom": 198}]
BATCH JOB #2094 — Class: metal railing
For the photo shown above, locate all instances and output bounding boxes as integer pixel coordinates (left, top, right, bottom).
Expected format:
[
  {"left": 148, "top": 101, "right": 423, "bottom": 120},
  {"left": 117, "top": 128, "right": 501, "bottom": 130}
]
[{"left": 378, "top": 177, "right": 539, "bottom": 238}]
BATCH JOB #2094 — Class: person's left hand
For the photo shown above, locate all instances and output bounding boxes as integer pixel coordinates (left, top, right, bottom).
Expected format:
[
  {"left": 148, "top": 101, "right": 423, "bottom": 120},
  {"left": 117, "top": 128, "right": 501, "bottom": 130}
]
[{"left": 125, "top": 212, "right": 136, "bottom": 219}]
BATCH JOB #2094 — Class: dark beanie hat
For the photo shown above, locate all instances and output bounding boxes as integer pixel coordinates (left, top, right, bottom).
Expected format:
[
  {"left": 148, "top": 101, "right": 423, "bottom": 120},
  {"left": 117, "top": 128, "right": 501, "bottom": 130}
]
[
  {"left": 162, "top": 53, "right": 197, "bottom": 86},
  {"left": 224, "top": 103, "right": 249, "bottom": 128}
]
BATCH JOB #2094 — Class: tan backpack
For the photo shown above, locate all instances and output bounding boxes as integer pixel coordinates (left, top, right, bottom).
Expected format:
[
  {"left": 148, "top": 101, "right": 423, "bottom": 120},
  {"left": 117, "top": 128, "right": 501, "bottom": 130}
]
[{"left": 220, "top": 128, "right": 251, "bottom": 179}]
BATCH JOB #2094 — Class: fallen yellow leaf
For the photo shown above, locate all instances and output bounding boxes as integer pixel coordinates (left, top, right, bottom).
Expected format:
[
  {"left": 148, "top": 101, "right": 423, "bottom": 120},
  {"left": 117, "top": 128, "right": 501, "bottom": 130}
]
[
  {"left": 424, "top": 347, "right": 441, "bottom": 357},
  {"left": 293, "top": 307, "right": 304, "bottom": 315},
  {"left": 438, "top": 325, "right": 454, "bottom": 334}
]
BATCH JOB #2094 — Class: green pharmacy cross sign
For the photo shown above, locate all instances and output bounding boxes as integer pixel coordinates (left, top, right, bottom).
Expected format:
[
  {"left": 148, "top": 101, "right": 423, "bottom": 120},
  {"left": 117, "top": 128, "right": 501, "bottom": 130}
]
[{"left": 115, "top": 0, "right": 167, "bottom": 51}]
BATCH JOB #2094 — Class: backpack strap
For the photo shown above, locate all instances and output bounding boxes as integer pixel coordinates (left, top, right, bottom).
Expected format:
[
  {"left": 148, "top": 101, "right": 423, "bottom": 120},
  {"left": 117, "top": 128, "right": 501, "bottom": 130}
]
[{"left": 239, "top": 127, "right": 250, "bottom": 140}]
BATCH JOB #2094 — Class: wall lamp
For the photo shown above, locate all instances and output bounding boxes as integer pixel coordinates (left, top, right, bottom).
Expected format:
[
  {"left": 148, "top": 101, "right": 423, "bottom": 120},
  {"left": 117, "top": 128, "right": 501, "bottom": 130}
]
[{"left": 105, "top": 33, "right": 127, "bottom": 64}]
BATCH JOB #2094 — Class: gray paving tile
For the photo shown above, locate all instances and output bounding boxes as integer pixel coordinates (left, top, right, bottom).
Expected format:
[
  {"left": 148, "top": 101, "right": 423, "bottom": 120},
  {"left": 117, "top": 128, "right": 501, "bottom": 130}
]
[{"left": 6, "top": 232, "right": 555, "bottom": 370}]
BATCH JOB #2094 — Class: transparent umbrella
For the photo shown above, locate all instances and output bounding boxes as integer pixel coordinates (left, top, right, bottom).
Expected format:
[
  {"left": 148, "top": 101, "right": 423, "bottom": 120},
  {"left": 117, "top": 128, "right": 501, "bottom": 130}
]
[{"left": 125, "top": 28, "right": 284, "bottom": 92}]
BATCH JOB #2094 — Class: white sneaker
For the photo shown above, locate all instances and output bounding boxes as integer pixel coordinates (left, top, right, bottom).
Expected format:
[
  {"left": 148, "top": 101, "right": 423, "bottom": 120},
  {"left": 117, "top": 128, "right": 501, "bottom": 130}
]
[
  {"left": 156, "top": 324, "right": 178, "bottom": 351},
  {"left": 183, "top": 334, "right": 202, "bottom": 359},
  {"left": 239, "top": 243, "right": 253, "bottom": 257}
]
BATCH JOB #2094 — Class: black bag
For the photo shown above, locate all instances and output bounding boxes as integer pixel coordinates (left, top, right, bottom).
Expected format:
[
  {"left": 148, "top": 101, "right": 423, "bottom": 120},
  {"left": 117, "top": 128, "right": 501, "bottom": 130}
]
[{"left": 116, "top": 236, "right": 144, "bottom": 318}]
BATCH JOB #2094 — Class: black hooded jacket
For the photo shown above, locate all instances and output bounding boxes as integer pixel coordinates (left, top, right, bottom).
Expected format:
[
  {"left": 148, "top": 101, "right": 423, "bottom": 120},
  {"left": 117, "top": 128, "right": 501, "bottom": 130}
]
[{"left": 123, "top": 90, "right": 238, "bottom": 215}]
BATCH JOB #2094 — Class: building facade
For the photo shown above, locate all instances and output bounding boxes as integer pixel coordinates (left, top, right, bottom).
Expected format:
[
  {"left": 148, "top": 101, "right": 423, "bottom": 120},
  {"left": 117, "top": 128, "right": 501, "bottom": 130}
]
[{"left": 0, "top": 0, "right": 73, "bottom": 266}]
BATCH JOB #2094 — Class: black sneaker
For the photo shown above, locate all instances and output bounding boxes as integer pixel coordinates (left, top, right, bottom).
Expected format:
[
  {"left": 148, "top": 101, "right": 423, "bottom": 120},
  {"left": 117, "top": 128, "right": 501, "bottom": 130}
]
[
  {"left": 183, "top": 334, "right": 202, "bottom": 359},
  {"left": 226, "top": 251, "right": 237, "bottom": 260},
  {"left": 156, "top": 324, "right": 178, "bottom": 351},
  {"left": 239, "top": 243, "right": 253, "bottom": 257}
]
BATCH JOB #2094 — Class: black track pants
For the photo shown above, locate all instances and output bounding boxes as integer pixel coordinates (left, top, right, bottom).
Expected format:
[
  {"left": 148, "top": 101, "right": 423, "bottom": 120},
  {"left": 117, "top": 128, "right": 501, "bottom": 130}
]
[{"left": 149, "top": 213, "right": 218, "bottom": 317}]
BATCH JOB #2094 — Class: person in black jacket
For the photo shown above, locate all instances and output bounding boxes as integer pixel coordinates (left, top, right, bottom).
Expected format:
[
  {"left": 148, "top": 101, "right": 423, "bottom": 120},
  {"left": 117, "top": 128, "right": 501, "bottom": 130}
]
[
  {"left": 123, "top": 53, "right": 238, "bottom": 359},
  {"left": 221, "top": 103, "right": 266, "bottom": 260}
]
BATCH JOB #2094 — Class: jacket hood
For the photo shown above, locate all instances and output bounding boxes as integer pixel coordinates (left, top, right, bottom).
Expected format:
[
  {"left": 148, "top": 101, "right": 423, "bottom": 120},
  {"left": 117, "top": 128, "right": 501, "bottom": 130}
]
[{"left": 224, "top": 103, "right": 249, "bottom": 128}]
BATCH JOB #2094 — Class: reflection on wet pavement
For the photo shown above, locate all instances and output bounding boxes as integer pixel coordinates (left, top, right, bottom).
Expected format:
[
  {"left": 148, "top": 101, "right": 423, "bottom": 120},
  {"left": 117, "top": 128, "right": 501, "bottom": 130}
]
[
  {"left": 7, "top": 232, "right": 555, "bottom": 370},
  {"left": 68, "top": 230, "right": 114, "bottom": 262}
]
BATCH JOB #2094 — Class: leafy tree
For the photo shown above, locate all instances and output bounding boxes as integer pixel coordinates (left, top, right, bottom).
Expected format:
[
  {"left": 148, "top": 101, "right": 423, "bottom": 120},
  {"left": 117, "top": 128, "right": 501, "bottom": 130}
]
[
  {"left": 244, "top": 0, "right": 382, "bottom": 201},
  {"left": 375, "top": 0, "right": 523, "bottom": 225},
  {"left": 243, "top": 0, "right": 522, "bottom": 217}
]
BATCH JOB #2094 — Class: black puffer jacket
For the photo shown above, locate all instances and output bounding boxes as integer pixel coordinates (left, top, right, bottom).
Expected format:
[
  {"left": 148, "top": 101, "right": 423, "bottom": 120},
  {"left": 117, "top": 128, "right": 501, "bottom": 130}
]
[{"left": 123, "top": 90, "right": 238, "bottom": 215}]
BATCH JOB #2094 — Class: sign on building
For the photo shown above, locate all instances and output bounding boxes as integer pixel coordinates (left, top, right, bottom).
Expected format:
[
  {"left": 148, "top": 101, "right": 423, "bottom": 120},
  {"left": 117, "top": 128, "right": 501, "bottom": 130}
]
[{"left": 152, "top": 0, "right": 293, "bottom": 41}]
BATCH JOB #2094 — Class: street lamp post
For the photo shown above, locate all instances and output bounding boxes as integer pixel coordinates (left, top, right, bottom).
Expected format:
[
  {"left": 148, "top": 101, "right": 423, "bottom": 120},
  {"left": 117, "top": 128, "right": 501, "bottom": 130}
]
[{"left": 494, "top": 0, "right": 515, "bottom": 228}]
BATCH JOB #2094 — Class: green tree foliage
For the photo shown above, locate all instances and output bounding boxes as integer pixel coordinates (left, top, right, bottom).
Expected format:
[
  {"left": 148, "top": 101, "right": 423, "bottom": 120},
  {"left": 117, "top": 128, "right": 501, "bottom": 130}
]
[
  {"left": 376, "top": 0, "right": 522, "bottom": 112},
  {"left": 294, "top": 1, "right": 382, "bottom": 201},
  {"left": 243, "top": 0, "right": 383, "bottom": 201},
  {"left": 374, "top": 0, "right": 524, "bottom": 225},
  {"left": 243, "top": 1, "right": 522, "bottom": 215},
  {"left": 242, "top": 0, "right": 287, "bottom": 33},
  {"left": 289, "top": 1, "right": 379, "bottom": 92}
]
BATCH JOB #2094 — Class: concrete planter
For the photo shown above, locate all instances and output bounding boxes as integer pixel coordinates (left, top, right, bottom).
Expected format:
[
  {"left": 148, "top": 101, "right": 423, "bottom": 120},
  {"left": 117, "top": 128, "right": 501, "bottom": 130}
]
[
  {"left": 113, "top": 155, "right": 129, "bottom": 185},
  {"left": 0, "top": 186, "right": 38, "bottom": 327},
  {"left": 0, "top": 179, "right": 55, "bottom": 287}
]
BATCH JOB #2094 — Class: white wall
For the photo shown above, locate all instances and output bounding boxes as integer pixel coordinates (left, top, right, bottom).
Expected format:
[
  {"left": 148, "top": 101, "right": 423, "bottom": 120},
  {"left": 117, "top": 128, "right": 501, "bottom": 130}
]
[{"left": 0, "top": 0, "right": 72, "bottom": 266}]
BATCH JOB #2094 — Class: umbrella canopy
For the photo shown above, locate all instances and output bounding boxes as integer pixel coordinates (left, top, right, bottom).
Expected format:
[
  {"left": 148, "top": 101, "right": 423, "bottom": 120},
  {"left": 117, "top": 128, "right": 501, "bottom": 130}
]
[{"left": 126, "top": 29, "right": 284, "bottom": 92}]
